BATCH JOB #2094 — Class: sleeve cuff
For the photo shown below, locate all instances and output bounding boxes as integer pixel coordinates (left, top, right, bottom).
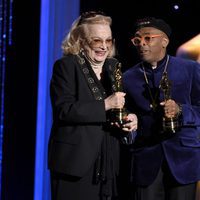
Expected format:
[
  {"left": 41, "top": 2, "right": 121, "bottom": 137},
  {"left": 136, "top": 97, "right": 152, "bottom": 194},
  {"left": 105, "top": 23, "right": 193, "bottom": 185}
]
[{"left": 121, "top": 130, "right": 137, "bottom": 145}]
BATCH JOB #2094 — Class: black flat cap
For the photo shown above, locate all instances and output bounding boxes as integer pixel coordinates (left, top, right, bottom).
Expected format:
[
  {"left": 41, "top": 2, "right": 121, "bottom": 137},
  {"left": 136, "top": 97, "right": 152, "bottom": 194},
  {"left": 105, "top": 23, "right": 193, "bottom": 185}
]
[{"left": 135, "top": 17, "right": 172, "bottom": 38}]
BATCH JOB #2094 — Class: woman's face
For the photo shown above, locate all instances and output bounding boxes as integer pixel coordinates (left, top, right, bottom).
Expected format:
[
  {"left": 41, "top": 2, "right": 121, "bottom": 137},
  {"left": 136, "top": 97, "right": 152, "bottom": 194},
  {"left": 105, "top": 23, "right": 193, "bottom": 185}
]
[{"left": 83, "top": 24, "right": 113, "bottom": 65}]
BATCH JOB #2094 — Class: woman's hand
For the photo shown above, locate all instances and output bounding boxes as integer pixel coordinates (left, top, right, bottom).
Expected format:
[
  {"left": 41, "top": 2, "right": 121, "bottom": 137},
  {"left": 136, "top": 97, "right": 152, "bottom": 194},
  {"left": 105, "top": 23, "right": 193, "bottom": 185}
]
[
  {"left": 104, "top": 92, "right": 126, "bottom": 111},
  {"left": 122, "top": 113, "right": 138, "bottom": 132}
]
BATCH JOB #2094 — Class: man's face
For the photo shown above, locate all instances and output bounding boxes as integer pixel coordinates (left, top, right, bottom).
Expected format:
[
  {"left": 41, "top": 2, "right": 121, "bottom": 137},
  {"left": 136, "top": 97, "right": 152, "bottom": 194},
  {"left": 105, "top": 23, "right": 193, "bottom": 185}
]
[{"left": 131, "top": 27, "right": 169, "bottom": 64}]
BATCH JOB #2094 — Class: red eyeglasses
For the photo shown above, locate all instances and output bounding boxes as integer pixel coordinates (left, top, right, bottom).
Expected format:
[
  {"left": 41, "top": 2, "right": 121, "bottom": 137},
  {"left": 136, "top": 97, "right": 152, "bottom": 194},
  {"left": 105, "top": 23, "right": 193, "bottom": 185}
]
[{"left": 131, "top": 34, "right": 162, "bottom": 46}]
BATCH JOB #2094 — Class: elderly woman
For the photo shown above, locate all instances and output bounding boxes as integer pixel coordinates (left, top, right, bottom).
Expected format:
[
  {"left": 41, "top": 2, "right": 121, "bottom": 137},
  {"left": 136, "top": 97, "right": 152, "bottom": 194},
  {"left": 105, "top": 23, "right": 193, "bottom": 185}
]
[{"left": 48, "top": 11, "right": 137, "bottom": 200}]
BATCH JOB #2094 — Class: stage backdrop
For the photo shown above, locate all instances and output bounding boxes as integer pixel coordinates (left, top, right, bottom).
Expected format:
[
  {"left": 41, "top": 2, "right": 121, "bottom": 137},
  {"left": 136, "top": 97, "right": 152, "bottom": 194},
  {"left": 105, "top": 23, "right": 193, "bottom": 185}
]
[{"left": 34, "top": 0, "right": 79, "bottom": 199}]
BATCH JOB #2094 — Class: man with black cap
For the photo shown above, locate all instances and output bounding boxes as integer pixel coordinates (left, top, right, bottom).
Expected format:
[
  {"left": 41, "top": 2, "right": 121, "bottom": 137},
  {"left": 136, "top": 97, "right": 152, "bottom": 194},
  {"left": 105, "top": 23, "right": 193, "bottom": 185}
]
[{"left": 122, "top": 17, "right": 200, "bottom": 200}]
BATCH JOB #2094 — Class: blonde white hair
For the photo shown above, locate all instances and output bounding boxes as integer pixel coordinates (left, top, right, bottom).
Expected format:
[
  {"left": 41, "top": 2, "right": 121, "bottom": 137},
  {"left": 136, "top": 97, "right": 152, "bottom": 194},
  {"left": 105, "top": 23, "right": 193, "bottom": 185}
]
[{"left": 61, "top": 11, "right": 116, "bottom": 57}]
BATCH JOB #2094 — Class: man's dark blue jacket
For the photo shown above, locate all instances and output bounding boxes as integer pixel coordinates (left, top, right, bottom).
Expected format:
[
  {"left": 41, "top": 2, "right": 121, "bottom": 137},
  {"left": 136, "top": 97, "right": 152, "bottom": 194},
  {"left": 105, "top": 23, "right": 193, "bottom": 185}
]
[{"left": 123, "top": 55, "right": 200, "bottom": 186}]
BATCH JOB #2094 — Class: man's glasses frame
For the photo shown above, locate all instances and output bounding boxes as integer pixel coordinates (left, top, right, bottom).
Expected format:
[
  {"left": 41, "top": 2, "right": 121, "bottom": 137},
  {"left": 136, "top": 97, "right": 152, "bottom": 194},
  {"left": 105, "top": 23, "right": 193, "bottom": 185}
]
[{"left": 131, "top": 34, "right": 163, "bottom": 46}]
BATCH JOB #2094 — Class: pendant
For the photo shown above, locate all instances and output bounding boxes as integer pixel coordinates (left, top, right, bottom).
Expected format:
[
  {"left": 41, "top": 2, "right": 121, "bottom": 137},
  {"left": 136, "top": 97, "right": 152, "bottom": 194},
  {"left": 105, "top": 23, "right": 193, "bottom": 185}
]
[{"left": 150, "top": 103, "right": 157, "bottom": 111}]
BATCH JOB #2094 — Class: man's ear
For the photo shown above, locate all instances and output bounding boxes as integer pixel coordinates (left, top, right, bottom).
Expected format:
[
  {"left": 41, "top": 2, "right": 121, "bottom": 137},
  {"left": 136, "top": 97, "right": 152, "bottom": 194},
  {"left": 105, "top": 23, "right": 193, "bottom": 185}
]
[{"left": 162, "top": 37, "right": 169, "bottom": 48}]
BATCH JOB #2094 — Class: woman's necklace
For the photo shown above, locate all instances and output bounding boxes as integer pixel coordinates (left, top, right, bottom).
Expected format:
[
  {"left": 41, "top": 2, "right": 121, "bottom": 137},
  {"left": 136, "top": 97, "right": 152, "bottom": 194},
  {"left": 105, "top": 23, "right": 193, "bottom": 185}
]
[
  {"left": 91, "top": 65, "right": 103, "bottom": 80},
  {"left": 142, "top": 55, "right": 169, "bottom": 111}
]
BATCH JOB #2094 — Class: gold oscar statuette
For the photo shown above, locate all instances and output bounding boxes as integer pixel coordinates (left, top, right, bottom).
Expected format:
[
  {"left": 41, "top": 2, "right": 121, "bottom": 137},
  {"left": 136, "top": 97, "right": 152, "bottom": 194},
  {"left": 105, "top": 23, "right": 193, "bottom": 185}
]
[
  {"left": 160, "top": 72, "right": 180, "bottom": 133},
  {"left": 110, "top": 63, "right": 128, "bottom": 126}
]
